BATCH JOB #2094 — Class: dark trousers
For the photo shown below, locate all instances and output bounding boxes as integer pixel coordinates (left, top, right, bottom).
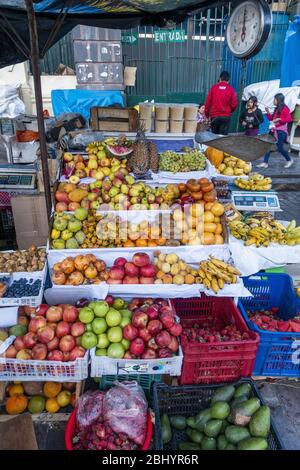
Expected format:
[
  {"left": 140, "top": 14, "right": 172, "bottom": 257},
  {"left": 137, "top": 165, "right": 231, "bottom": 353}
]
[
  {"left": 264, "top": 130, "right": 291, "bottom": 163},
  {"left": 211, "top": 116, "right": 231, "bottom": 135}
]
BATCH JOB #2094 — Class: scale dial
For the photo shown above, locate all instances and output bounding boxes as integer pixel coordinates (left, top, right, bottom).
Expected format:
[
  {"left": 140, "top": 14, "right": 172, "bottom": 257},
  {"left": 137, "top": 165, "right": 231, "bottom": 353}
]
[{"left": 226, "top": 0, "right": 272, "bottom": 59}]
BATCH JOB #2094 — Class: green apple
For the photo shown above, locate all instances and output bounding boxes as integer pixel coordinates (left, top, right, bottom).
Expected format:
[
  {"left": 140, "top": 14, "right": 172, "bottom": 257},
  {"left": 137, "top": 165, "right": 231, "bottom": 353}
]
[
  {"left": 120, "top": 309, "right": 132, "bottom": 318},
  {"left": 91, "top": 318, "right": 107, "bottom": 334},
  {"left": 121, "top": 338, "right": 130, "bottom": 350},
  {"left": 94, "top": 301, "right": 109, "bottom": 317},
  {"left": 107, "top": 326, "right": 122, "bottom": 343},
  {"left": 97, "top": 333, "right": 110, "bottom": 349},
  {"left": 120, "top": 316, "right": 131, "bottom": 328},
  {"left": 112, "top": 298, "right": 125, "bottom": 310},
  {"left": 74, "top": 207, "right": 88, "bottom": 221},
  {"left": 86, "top": 323, "right": 93, "bottom": 332},
  {"left": 95, "top": 348, "right": 107, "bottom": 356},
  {"left": 107, "top": 343, "right": 125, "bottom": 359},
  {"left": 106, "top": 308, "right": 122, "bottom": 327},
  {"left": 81, "top": 331, "right": 97, "bottom": 349},
  {"left": 79, "top": 307, "right": 94, "bottom": 324}
]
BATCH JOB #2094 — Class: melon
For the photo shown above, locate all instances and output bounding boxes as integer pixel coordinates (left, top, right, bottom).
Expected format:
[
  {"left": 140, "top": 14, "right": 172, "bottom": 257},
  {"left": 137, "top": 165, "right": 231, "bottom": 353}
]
[{"left": 106, "top": 144, "right": 133, "bottom": 158}]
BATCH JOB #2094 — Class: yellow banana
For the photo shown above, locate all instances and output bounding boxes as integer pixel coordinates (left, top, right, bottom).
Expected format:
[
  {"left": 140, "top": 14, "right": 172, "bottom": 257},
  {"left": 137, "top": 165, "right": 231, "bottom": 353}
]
[
  {"left": 217, "top": 278, "right": 224, "bottom": 289},
  {"left": 211, "top": 277, "right": 219, "bottom": 294},
  {"left": 203, "top": 277, "right": 211, "bottom": 289},
  {"left": 245, "top": 237, "right": 257, "bottom": 246}
]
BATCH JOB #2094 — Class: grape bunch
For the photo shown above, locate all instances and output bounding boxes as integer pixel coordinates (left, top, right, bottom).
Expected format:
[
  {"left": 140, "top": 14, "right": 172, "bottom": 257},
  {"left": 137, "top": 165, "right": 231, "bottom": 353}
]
[{"left": 159, "top": 150, "right": 206, "bottom": 172}]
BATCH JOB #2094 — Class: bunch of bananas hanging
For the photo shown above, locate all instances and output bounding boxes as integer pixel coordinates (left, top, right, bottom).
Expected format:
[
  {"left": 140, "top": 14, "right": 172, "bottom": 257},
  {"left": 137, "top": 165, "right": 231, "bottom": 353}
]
[
  {"left": 229, "top": 213, "right": 300, "bottom": 247},
  {"left": 197, "top": 256, "right": 241, "bottom": 294},
  {"left": 235, "top": 173, "right": 272, "bottom": 191}
]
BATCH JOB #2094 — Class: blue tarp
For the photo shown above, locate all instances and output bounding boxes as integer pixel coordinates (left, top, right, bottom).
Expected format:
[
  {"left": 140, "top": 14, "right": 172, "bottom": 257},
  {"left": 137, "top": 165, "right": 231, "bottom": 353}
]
[
  {"left": 51, "top": 89, "right": 124, "bottom": 123},
  {"left": 280, "top": 16, "right": 300, "bottom": 88}
]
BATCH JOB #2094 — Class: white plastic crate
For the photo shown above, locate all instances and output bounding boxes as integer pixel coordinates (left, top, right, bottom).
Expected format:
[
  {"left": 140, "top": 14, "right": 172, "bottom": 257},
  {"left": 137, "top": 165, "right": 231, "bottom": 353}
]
[
  {"left": 0, "top": 336, "right": 89, "bottom": 382},
  {"left": 0, "top": 266, "right": 47, "bottom": 307}
]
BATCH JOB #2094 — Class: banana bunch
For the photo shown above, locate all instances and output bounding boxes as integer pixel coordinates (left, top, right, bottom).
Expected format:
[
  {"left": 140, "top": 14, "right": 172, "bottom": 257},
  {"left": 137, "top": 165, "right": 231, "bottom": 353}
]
[
  {"left": 235, "top": 173, "right": 272, "bottom": 191},
  {"left": 197, "top": 256, "right": 241, "bottom": 294},
  {"left": 283, "top": 220, "right": 300, "bottom": 246},
  {"left": 85, "top": 141, "right": 105, "bottom": 153}
]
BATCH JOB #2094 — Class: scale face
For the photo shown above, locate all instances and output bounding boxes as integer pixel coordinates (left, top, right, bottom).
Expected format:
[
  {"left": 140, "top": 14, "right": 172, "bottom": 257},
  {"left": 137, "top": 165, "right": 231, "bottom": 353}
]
[
  {"left": 0, "top": 172, "right": 36, "bottom": 189},
  {"left": 232, "top": 191, "right": 281, "bottom": 211}
]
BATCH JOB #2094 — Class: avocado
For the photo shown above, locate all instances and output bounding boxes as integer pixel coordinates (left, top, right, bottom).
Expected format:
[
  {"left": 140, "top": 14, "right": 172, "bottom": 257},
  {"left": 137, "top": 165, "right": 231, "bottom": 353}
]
[
  {"left": 186, "top": 428, "right": 203, "bottom": 444},
  {"left": 9, "top": 324, "right": 27, "bottom": 337},
  {"left": 170, "top": 415, "right": 187, "bottom": 431},
  {"left": 249, "top": 405, "right": 270, "bottom": 438},
  {"left": 186, "top": 416, "right": 197, "bottom": 429},
  {"left": 211, "top": 385, "right": 235, "bottom": 403},
  {"left": 221, "top": 420, "right": 230, "bottom": 433},
  {"left": 211, "top": 401, "right": 230, "bottom": 420},
  {"left": 204, "top": 419, "right": 223, "bottom": 438},
  {"left": 225, "top": 425, "right": 250, "bottom": 444},
  {"left": 178, "top": 442, "right": 201, "bottom": 451},
  {"left": 230, "top": 395, "right": 248, "bottom": 408},
  {"left": 161, "top": 414, "right": 171, "bottom": 444},
  {"left": 217, "top": 434, "right": 228, "bottom": 450},
  {"left": 195, "top": 408, "right": 212, "bottom": 432},
  {"left": 232, "top": 398, "right": 261, "bottom": 426},
  {"left": 234, "top": 383, "right": 252, "bottom": 399},
  {"left": 238, "top": 437, "right": 268, "bottom": 450},
  {"left": 201, "top": 436, "right": 217, "bottom": 450},
  {"left": 225, "top": 443, "right": 236, "bottom": 450}
]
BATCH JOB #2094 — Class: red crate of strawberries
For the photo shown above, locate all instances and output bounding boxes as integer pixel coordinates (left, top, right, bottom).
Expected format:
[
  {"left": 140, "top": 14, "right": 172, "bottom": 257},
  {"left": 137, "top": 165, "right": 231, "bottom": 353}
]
[{"left": 171, "top": 296, "right": 259, "bottom": 384}]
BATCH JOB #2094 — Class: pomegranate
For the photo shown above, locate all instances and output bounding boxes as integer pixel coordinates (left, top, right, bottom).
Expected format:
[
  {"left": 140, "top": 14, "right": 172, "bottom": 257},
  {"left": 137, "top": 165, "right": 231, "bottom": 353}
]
[
  {"left": 69, "top": 346, "right": 86, "bottom": 361},
  {"left": 158, "top": 348, "right": 173, "bottom": 358},
  {"left": 35, "top": 304, "right": 48, "bottom": 317},
  {"left": 169, "top": 323, "right": 183, "bottom": 337},
  {"left": 160, "top": 312, "right": 175, "bottom": 330},
  {"left": 141, "top": 348, "right": 157, "bottom": 359},
  {"left": 47, "top": 350, "right": 64, "bottom": 361},
  {"left": 132, "top": 252, "right": 150, "bottom": 267},
  {"left": 28, "top": 316, "right": 47, "bottom": 333},
  {"left": 23, "top": 332, "right": 37, "bottom": 348},
  {"left": 124, "top": 262, "right": 139, "bottom": 277},
  {"left": 32, "top": 343, "right": 47, "bottom": 360},
  {"left": 147, "top": 319, "right": 163, "bottom": 336},
  {"left": 16, "top": 349, "right": 32, "bottom": 360},
  {"left": 156, "top": 330, "right": 172, "bottom": 347},
  {"left": 71, "top": 322, "right": 85, "bottom": 337},
  {"left": 52, "top": 271, "right": 67, "bottom": 285},
  {"left": 37, "top": 326, "right": 55, "bottom": 344},
  {"left": 140, "top": 264, "right": 157, "bottom": 278},
  {"left": 56, "top": 321, "right": 71, "bottom": 338},
  {"left": 59, "top": 335, "right": 76, "bottom": 352},
  {"left": 114, "top": 257, "right": 127, "bottom": 267},
  {"left": 109, "top": 266, "right": 125, "bottom": 281},
  {"left": 123, "top": 324, "right": 138, "bottom": 341},
  {"left": 46, "top": 306, "right": 63, "bottom": 322},
  {"left": 146, "top": 305, "right": 159, "bottom": 320},
  {"left": 168, "top": 335, "right": 179, "bottom": 353},
  {"left": 139, "top": 277, "right": 155, "bottom": 284},
  {"left": 4, "top": 345, "right": 17, "bottom": 358},
  {"left": 139, "top": 327, "right": 151, "bottom": 343},
  {"left": 14, "top": 336, "right": 26, "bottom": 351},
  {"left": 122, "top": 276, "right": 139, "bottom": 284},
  {"left": 63, "top": 305, "right": 78, "bottom": 322},
  {"left": 132, "top": 310, "right": 148, "bottom": 329},
  {"left": 129, "top": 338, "right": 145, "bottom": 356},
  {"left": 47, "top": 336, "right": 60, "bottom": 351}
]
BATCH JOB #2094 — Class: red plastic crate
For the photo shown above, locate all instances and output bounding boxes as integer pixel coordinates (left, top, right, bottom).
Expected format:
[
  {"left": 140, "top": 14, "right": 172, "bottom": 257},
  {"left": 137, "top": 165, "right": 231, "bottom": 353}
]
[{"left": 171, "top": 296, "right": 260, "bottom": 384}]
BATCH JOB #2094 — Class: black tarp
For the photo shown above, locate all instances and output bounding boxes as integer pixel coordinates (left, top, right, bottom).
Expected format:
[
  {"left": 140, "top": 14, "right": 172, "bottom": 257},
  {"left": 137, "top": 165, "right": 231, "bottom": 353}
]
[{"left": 0, "top": 0, "right": 220, "bottom": 68}]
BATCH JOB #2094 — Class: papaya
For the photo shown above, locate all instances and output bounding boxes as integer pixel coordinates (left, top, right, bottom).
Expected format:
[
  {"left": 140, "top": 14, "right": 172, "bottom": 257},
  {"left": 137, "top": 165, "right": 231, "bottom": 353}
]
[
  {"left": 232, "top": 398, "right": 261, "bottom": 426},
  {"left": 161, "top": 414, "right": 171, "bottom": 444},
  {"left": 204, "top": 419, "right": 223, "bottom": 438},
  {"left": 201, "top": 436, "right": 217, "bottom": 450},
  {"left": 234, "top": 383, "right": 252, "bottom": 399},
  {"left": 249, "top": 406, "right": 270, "bottom": 438},
  {"left": 238, "top": 437, "right": 268, "bottom": 450},
  {"left": 211, "top": 385, "right": 235, "bottom": 403},
  {"left": 178, "top": 442, "right": 201, "bottom": 451},
  {"left": 194, "top": 408, "right": 212, "bottom": 432},
  {"left": 186, "top": 428, "right": 203, "bottom": 444},
  {"left": 211, "top": 401, "right": 230, "bottom": 420},
  {"left": 170, "top": 415, "right": 186, "bottom": 430},
  {"left": 217, "top": 434, "right": 228, "bottom": 450},
  {"left": 68, "top": 189, "right": 88, "bottom": 203},
  {"left": 225, "top": 425, "right": 250, "bottom": 444},
  {"left": 206, "top": 147, "right": 224, "bottom": 167}
]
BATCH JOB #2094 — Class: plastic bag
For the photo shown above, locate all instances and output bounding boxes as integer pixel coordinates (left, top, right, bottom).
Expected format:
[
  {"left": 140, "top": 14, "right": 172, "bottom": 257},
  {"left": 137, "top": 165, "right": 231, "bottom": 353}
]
[
  {"left": 103, "top": 381, "right": 148, "bottom": 446},
  {"left": 76, "top": 391, "right": 104, "bottom": 431},
  {"left": 0, "top": 84, "right": 25, "bottom": 118}
]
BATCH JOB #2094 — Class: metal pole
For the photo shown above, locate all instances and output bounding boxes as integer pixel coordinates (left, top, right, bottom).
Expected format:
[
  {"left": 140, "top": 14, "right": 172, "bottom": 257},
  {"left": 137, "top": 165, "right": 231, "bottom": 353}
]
[{"left": 25, "top": 0, "right": 52, "bottom": 219}]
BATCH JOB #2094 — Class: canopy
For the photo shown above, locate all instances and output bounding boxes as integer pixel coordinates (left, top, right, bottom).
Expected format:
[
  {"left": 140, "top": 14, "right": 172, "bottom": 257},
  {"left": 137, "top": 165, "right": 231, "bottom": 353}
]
[{"left": 0, "top": 0, "right": 217, "bottom": 68}]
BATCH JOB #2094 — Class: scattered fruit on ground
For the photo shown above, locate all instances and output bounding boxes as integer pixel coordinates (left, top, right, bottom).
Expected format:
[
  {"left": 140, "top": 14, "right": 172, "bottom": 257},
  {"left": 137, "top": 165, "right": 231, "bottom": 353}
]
[{"left": 235, "top": 173, "right": 272, "bottom": 191}]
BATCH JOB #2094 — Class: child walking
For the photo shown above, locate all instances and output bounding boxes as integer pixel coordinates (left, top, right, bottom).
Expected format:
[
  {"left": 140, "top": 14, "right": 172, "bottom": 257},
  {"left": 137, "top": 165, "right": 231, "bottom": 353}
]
[{"left": 240, "top": 96, "right": 264, "bottom": 136}]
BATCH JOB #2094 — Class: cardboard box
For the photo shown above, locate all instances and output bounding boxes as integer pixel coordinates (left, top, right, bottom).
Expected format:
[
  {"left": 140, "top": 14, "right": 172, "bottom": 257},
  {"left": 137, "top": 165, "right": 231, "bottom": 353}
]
[{"left": 11, "top": 195, "right": 49, "bottom": 249}]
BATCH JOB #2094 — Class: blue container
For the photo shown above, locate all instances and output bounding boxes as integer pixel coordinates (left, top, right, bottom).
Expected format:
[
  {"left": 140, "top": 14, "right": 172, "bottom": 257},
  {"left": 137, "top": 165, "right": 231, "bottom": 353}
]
[{"left": 238, "top": 273, "right": 300, "bottom": 377}]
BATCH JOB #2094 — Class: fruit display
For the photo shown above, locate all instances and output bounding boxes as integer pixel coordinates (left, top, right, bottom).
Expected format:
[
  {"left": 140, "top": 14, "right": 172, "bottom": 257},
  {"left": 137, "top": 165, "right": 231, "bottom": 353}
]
[
  {"left": 86, "top": 136, "right": 133, "bottom": 158},
  {"left": 246, "top": 308, "right": 300, "bottom": 333},
  {"left": 215, "top": 154, "right": 251, "bottom": 177},
  {"left": 0, "top": 246, "right": 46, "bottom": 273},
  {"left": 4, "top": 278, "right": 42, "bottom": 298},
  {"left": 51, "top": 255, "right": 108, "bottom": 285},
  {"left": 197, "top": 257, "right": 241, "bottom": 293},
  {"left": 159, "top": 149, "right": 206, "bottom": 172},
  {"left": 176, "top": 178, "right": 217, "bottom": 205},
  {"left": 4, "top": 381, "right": 76, "bottom": 415},
  {"left": 182, "top": 320, "right": 251, "bottom": 345},
  {"left": 160, "top": 383, "right": 272, "bottom": 450},
  {"left": 205, "top": 147, "right": 225, "bottom": 168},
  {"left": 2, "top": 304, "right": 88, "bottom": 361},
  {"left": 78, "top": 296, "right": 181, "bottom": 359},
  {"left": 107, "top": 253, "right": 157, "bottom": 285},
  {"left": 229, "top": 213, "right": 300, "bottom": 247},
  {"left": 235, "top": 173, "right": 272, "bottom": 191},
  {"left": 51, "top": 208, "right": 89, "bottom": 249}
]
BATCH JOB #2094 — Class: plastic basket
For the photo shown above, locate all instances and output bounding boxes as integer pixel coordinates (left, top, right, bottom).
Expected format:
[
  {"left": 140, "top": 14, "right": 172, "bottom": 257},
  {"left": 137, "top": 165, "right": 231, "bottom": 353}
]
[
  {"left": 171, "top": 296, "right": 259, "bottom": 384},
  {"left": 239, "top": 273, "right": 300, "bottom": 376},
  {"left": 99, "top": 374, "right": 162, "bottom": 399},
  {"left": 0, "top": 266, "right": 47, "bottom": 308},
  {"left": 65, "top": 407, "right": 153, "bottom": 450},
  {"left": 0, "top": 336, "right": 89, "bottom": 382},
  {"left": 152, "top": 379, "right": 283, "bottom": 450}
]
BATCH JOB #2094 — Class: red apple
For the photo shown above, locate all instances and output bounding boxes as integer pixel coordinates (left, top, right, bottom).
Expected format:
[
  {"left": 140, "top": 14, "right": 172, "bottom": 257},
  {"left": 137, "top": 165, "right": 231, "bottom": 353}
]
[
  {"left": 132, "top": 252, "right": 150, "bottom": 267},
  {"left": 123, "top": 276, "right": 139, "bottom": 284},
  {"left": 109, "top": 266, "right": 125, "bottom": 280},
  {"left": 129, "top": 338, "right": 145, "bottom": 356},
  {"left": 141, "top": 348, "right": 157, "bottom": 359},
  {"left": 59, "top": 335, "right": 76, "bottom": 353},
  {"left": 156, "top": 330, "right": 172, "bottom": 347},
  {"left": 70, "top": 322, "right": 85, "bottom": 337},
  {"left": 139, "top": 277, "right": 155, "bottom": 284},
  {"left": 14, "top": 336, "right": 25, "bottom": 351},
  {"left": 5, "top": 345, "right": 17, "bottom": 358},
  {"left": 55, "top": 191, "right": 69, "bottom": 204},
  {"left": 132, "top": 310, "right": 148, "bottom": 329},
  {"left": 128, "top": 299, "right": 140, "bottom": 311},
  {"left": 37, "top": 326, "right": 55, "bottom": 344},
  {"left": 160, "top": 305, "right": 176, "bottom": 316},
  {"left": 24, "top": 306, "right": 36, "bottom": 317},
  {"left": 105, "top": 295, "right": 114, "bottom": 306},
  {"left": 47, "top": 336, "right": 60, "bottom": 351},
  {"left": 16, "top": 349, "right": 32, "bottom": 360},
  {"left": 62, "top": 305, "right": 78, "bottom": 323},
  {"left": 35, "top": 304, "right": 49, "bottom": 317},
  {"left": 140, "top": 264, "right": 157, "bottom": 278},
  {"left": 62, "top": 351, "right": 70, "bottom": 362},
  {"left": 124, "top": 351, "right": 134, "bottom": 359},
  {"left": 124, "top": 262, "right": 139, "bottom": 277},
  {"left": 107, "top": 278, "right": 123, "bottom": 285},
  {"left": 114, "top": 257, "right": 127, "bottom": 267},
  {"left": 56, "top": 321, "right": 71, "bottom": 338},
  {"left": 47, "top": 350, "right": 63, "bottom": 361},
  {"left": 146, "top": 305, "right": 159, "bottom": 320},
  {"left": 69, "top": 346, "right": 86, "bottom": 361},
  {"left": 123, "top": 324, "right": 138, "bottom": 341},
  {"left": 56, "top": 202, "right": 68, "bottom": 212},
  {"left": 147, "top": 338, "right": 159, "bottom": 351},
  {"left": 47, "top": 322, "right": 57, "bottom": 332},
  {"left": 23, "top": 332, "right": 37, "bottom": 348},
  {"left": 168, "top": 335, "right": 179, "bottom": 353},
  {"left": 139, "top": 328, "right": 151, "bottom": 343},
  {"left": 17, "top": 315, "right": 29, "bottom": 328},
  {"left": 160, "top": 312, "right": 175, "bottom": 330},
  {"left": 148, "top": 319, "right": 163, "bottom": 336},
  {"left": 28, "top": 316, "right": 47, "bottom": 333},
  {"left": 32, "top": 343, "right": 47, "bottom": 360},
  {"left": 169, "top": 323, "right": 183, "bottom": 337},
  {"left": 158, "top": 348, "right": 173, "bottom": 358},
  {"left": 46, "top": 306, "right": 63, "bottom": 322}
]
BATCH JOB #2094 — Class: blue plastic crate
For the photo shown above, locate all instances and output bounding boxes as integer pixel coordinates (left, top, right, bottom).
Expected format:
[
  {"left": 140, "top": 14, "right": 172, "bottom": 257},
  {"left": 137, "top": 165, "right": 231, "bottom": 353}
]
[{"left": 238, "top": 273, "right": 300, "bottom": 377}]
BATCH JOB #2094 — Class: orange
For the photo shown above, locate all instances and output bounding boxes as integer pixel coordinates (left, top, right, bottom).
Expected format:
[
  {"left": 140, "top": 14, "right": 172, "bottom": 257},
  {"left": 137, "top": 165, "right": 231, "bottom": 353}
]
[
  {"left": 8, "top": 384, "right": 24, "bottom": 397},
  {"left": 136, "top": 238, "right": 147, "bottom": 247},
  {"left": 5, "top": 395, "right": 28, "bottom": 415},
  {"left": 43, "top": 382, "right": 62, "bottom": 398},
  {"left": 157, "top": 237, "right": 167, "bottom": 246},
  {"left": 123, "top": 240, "right": 135, "bottom": 247},
  {"left": 147, "top": 240, "right": 157, "bottom": 247},
  {"left": 45, "top": 398, "right": 60, "bottom": 413}
]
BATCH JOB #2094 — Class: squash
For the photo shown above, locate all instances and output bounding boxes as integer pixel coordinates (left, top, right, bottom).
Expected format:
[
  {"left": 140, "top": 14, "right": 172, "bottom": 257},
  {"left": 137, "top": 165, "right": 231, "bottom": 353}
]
[
  {"left": 5, "top": 395, "right": 28, "bottom": 415},
  {"left": 206, "top": 147, "right": 224, "bottom": 167}
]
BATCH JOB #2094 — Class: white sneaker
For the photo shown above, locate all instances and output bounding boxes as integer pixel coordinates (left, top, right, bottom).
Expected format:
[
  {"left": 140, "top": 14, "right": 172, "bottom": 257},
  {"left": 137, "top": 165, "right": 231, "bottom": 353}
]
[
  {"left": 256, "top": 163, "right": 268, "bottom": 168},
  {"left": 284, "top": 159, "right": 294, "bottom": 168}
]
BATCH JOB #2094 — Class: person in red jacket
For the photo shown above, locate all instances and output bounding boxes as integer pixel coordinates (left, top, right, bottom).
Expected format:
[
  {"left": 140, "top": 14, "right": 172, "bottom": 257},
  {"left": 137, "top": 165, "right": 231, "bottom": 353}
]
[
  {"left": 205, "top": 71, "right": 237, "bottom": 135},
  {"left": 257, "top": 93, "right": 293, "bottom": 169}
]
